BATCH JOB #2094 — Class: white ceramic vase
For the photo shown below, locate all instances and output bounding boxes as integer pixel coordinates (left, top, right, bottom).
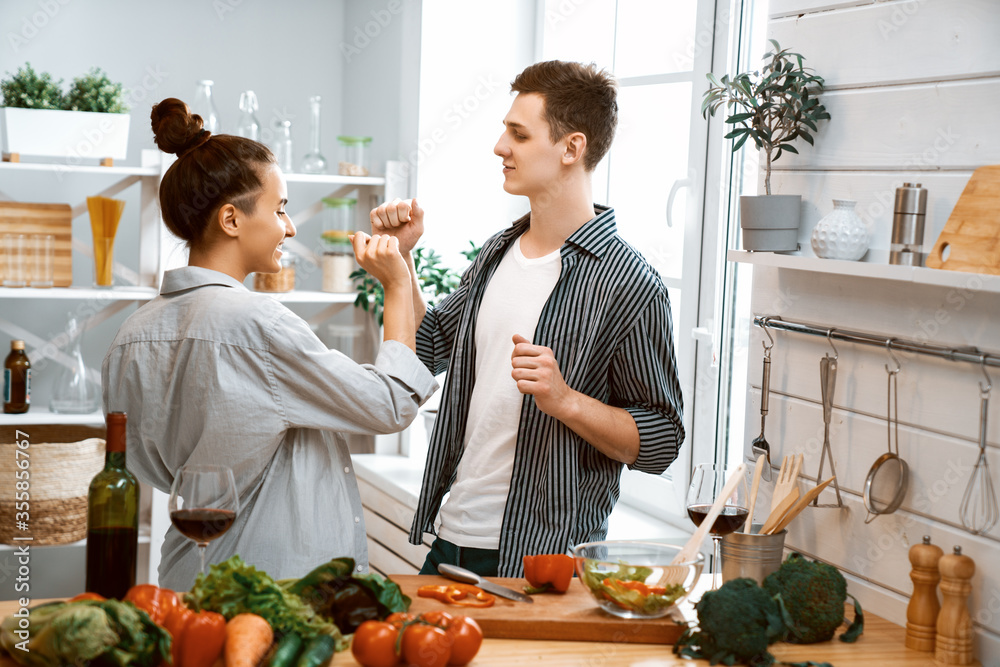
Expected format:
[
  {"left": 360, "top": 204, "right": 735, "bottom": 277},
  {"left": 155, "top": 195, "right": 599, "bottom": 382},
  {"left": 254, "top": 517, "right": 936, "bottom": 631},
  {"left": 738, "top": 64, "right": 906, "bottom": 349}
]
[{"left": 810, "top": 199, "right": 870, "bottom": 261}]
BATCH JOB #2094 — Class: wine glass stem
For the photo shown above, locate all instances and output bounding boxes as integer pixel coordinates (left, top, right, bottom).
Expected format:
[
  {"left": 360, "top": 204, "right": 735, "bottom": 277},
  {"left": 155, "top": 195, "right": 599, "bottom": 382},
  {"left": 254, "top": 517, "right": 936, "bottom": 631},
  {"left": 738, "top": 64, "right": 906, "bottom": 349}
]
[
  {"left": 712, "top": 536, "right": 723, "bottom": 590},
  {"left": 199, "top": 544, "right": 207, "bottom": 575}
]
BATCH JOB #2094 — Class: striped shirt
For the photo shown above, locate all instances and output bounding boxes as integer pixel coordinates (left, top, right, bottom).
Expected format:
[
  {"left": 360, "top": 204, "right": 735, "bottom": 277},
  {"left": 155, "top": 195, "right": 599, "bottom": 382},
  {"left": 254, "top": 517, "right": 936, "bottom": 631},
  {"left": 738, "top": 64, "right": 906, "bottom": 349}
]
[{"left": 410, "top": 206, "right": 685, "bottom": 576}]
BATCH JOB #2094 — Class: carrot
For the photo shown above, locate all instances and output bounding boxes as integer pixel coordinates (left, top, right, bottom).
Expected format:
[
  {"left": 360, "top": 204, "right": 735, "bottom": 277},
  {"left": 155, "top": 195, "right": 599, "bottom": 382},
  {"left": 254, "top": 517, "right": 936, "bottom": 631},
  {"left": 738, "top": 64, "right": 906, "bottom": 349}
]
[{"left": 224, "top": 613, "right": 274, "bottom": 667}]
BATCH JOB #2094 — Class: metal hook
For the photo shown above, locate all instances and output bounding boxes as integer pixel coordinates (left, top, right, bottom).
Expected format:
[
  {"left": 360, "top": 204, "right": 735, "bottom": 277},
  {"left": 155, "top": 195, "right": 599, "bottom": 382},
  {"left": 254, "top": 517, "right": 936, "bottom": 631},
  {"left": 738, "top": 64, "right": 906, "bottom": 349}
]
[
  {"left": 761, "top": 317, "right": 774, "bottom": 355},
  {"left": 826, "top": 328, "right": 839, "bottom": 360},
  {"left": 885, "top": 339, "right": 901, "bottom": 375},
  {"left": 980, "top": 354, "right": 993, "bottom": 395}
]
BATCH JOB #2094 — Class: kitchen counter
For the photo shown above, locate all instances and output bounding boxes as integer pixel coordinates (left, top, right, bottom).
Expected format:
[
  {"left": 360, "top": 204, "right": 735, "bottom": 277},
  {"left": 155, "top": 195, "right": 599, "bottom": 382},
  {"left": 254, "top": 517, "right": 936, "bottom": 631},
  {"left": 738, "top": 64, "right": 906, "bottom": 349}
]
[{"left": 0, "top": 595, "right": 946, "bottom": 666}]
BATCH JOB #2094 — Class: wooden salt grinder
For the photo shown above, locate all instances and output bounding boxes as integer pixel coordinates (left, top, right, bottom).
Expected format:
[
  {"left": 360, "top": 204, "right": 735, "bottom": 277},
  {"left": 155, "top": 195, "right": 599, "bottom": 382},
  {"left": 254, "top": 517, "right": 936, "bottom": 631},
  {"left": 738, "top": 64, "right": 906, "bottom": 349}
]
[
  {"left": 935, "top": 545, "right": 976, "bottom": 665},
  {"left": 906, "top": 535, "right": 942, "bottom": 652}
]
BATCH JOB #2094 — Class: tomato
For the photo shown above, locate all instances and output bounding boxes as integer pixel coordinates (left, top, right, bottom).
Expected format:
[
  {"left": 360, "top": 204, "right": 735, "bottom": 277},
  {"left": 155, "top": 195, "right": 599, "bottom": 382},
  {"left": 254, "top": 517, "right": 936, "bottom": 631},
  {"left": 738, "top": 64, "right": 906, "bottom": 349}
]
[
  {"left": 69, "top": 592, "right": 106, "bottom": 602},
  {"left": 400, "top": 624, "right": 451, "bottom": 667},
  {"left": 444, "top": 616, "right": 483, "bottom": 666},
  {"left": 419, "top": 610, "right": 454, "bottom": 628},
  {"left": 352, "top": 621, "right": 401, "bottom": 667},
  {"left": 386, "top": 611, "right": 417, "bottom": 628}
]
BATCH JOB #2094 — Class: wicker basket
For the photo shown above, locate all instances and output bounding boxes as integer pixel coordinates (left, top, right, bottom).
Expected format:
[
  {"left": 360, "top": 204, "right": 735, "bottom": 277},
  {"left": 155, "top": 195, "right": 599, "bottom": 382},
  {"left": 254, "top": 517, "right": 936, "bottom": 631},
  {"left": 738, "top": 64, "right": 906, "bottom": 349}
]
[{"left": 0, "top": 425, "right": 105, "bottom": 545}]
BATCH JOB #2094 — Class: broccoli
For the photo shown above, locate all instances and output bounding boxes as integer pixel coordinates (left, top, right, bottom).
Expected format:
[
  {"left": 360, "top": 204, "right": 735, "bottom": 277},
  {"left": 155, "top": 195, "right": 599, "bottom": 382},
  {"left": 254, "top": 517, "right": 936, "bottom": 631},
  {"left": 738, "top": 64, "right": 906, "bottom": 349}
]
[
  {"left": 674, "top": 578, "right": 787, "bottom": 666},
  {"left": 763, "top": 552, "right": 863, "bottom": 644}
]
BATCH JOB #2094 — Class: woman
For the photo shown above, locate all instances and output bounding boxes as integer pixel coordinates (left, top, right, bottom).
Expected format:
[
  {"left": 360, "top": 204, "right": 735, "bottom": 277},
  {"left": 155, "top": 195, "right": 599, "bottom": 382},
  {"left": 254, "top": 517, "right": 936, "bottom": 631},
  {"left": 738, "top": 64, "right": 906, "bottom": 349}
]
[{"left": 102, "top": 98, "right": 437, "bottom": 590}]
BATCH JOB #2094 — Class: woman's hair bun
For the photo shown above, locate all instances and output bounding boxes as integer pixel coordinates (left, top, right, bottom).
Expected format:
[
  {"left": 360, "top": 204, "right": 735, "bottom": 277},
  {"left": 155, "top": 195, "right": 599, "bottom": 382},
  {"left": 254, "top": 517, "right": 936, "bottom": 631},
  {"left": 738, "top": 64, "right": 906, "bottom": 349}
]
[{"left": 150, "top": 98, "right": 211, "bottom": 156}]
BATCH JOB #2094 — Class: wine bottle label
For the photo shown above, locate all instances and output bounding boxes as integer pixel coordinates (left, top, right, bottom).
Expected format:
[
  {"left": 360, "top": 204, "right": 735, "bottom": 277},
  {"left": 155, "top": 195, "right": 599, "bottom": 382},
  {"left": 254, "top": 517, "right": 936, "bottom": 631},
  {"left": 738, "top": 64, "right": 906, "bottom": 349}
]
[{"left": 3, "top": 368, "right": 8, "bottom": 403}]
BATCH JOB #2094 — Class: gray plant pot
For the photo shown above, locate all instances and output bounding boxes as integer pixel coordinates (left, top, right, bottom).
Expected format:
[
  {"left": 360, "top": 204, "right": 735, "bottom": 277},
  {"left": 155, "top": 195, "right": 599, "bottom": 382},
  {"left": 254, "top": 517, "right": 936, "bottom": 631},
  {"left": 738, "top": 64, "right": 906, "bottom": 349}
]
[{"left": 739, "top": 195, "right": 802, "bottom": 252}]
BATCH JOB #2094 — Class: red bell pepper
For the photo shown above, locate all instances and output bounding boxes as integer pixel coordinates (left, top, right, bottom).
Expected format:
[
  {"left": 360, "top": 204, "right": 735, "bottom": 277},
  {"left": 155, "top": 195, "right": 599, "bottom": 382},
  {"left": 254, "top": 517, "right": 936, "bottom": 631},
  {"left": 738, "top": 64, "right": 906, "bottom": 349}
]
[
  {"left": 124, "top": 584, "right": 227, "bottom": 667},
  {"left": 522, "top": 554, "right": 575, "bottom": 594},
  {"left": 124, "top": 584, "right": 179, "bottom": 625}
]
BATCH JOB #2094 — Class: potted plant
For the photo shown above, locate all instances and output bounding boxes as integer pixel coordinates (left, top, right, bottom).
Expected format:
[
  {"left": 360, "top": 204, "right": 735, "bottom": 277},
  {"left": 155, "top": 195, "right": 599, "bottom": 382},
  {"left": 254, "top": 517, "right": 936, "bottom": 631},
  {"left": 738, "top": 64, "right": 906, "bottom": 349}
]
[
  {"left": 1, "top": 64, "right": 131, "bottom": 163},
  {"left": 702, "top": 40, "right": 830, "bottom": 251}
]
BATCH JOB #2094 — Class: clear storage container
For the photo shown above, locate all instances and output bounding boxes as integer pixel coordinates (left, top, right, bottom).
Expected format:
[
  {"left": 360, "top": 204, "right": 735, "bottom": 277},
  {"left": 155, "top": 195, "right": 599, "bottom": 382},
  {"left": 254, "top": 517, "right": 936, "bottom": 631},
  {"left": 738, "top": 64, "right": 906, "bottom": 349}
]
[
  {"left": 253, "top": 250, "right": 296, "bottom": 292},
  {"left": 337, "top": 136, "right": 372, "bottom": 176},
  {"left": 321, "top": 197, "right": 357, "bottom": 293}
]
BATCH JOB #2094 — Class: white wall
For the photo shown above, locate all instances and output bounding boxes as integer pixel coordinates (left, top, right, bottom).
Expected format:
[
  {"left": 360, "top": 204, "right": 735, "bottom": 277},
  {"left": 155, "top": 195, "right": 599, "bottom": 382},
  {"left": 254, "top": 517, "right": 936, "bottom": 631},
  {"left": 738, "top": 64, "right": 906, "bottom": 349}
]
[{"left": 745, "top": 0, "right": 1000, "bottom": 659}]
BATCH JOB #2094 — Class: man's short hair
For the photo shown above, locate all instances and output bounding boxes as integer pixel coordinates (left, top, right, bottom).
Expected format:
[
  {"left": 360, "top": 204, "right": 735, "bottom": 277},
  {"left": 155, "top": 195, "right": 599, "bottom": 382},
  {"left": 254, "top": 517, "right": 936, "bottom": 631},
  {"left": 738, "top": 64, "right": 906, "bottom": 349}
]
[{"left": 511, "top": 60, "right": 618, "bottom": 171}]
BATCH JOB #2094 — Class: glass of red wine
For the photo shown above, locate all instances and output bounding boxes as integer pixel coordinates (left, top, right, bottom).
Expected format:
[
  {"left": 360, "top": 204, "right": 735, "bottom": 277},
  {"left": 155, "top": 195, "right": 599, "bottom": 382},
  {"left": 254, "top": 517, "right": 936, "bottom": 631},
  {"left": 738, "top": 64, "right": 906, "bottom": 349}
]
[
  {"left": 168, "top": 464, "right": 239, "bottom": 576},
  {"left": 686, "top": 463, "right": 749, "bottom": 590}
]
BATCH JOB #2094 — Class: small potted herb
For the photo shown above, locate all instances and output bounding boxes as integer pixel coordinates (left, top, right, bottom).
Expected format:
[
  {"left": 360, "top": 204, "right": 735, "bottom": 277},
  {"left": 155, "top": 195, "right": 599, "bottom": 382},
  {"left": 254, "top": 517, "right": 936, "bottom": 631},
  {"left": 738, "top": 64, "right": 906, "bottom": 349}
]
[
  {"left": 1, "top": 64, "right": 131, "bottom": 163},
  {"left": 702, "top": 40, "right": 830, "bottom": 251}
]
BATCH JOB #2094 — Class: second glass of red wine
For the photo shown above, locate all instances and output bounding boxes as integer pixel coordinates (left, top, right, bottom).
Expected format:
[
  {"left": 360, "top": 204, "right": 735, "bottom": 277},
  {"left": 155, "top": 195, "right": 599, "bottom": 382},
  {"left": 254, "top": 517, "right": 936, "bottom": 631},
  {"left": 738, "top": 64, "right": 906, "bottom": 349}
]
[
  {"left": 168, "top": 464, "right": 239, "bottom": 575},
  {"left": 686, "top": 463, "right": 749, "bottom": 590}
]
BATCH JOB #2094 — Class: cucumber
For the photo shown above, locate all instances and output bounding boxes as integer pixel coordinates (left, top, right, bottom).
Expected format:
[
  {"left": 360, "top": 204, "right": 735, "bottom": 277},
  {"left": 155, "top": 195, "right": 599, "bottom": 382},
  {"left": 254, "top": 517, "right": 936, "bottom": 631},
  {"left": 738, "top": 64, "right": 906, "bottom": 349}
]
[
  {"left": 267, "top": 632, "right": 304, "bottom": 667},
  {"left": 295, "top": 635, "right": 336, "bottom": 667}
]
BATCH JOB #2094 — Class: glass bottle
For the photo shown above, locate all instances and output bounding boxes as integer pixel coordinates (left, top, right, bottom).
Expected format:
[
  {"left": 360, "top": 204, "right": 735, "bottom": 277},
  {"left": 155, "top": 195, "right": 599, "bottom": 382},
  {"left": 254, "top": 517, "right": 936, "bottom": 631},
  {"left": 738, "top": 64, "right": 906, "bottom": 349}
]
[
  {"left": 300, "top": 95, "right": 327, "bottom": 173},
  {"left": 191, "top": 80, "right": 221, "bottom": 133},
  {"left": 86, "top": 411, "right": 139, "bottom": 600},
  {"left": 50, "top": 316, "right": 101, "bottom": 414},
  {"left": 236, "top": 90, "right": 261, "bottom": 141},
  {"left": 3, "top": 339, "right": 30, "bottom": 414},
  {"left": 272, "top": 119, "right": 293, "bottom": 172}
]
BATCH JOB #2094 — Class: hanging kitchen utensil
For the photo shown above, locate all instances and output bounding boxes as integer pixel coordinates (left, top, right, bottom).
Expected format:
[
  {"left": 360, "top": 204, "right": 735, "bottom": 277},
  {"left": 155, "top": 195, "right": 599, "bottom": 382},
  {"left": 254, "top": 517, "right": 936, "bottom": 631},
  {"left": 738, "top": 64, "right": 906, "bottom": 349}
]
[
  {"left": 751, "top": 318, "right": 775, "bottom": 482},
  {"left": 864, "top": 340, "right": 910, "bottom": 523},
  {"left": 813, "top": 330, "right": 844, "bottom": 508},
  {"left": 959, "top": 356, "right": 998, "bottom": 535}
]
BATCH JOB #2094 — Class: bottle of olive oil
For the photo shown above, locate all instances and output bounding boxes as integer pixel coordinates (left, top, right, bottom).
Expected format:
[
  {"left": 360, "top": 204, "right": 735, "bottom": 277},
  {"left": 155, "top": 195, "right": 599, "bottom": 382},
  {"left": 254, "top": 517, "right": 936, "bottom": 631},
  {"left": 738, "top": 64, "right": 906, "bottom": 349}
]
[
  {"left": 85, "top": 412, "right": 139, "bottom": 598},
  {"left": 3, "top": 339, "right": 31, "bottom": 414}
]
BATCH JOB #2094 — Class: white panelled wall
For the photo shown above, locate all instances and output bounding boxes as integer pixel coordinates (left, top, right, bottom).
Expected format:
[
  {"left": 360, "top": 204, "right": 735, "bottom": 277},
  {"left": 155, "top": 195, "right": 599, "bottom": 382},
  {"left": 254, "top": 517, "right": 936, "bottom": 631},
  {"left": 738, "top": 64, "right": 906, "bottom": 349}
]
[{"left": 741, "top": 0, "right": 1000, "bottom": 660}]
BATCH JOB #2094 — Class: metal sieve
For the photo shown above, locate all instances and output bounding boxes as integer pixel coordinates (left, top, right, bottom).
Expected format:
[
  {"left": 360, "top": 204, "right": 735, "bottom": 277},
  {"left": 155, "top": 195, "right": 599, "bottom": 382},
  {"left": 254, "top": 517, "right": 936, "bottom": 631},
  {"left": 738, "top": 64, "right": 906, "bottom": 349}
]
[{"left": 864, "top": 340, "right": 909, "bottom": 523}]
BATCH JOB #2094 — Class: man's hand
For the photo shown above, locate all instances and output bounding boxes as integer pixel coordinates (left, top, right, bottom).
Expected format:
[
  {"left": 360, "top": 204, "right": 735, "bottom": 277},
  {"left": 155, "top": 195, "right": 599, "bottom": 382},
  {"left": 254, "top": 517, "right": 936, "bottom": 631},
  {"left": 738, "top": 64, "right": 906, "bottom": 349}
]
[
  {"left": 370, "top": 198, "right": 424, "bottom": 254},
  {"left": 511, "top": 333, "right": 576, "bottom": 419}
]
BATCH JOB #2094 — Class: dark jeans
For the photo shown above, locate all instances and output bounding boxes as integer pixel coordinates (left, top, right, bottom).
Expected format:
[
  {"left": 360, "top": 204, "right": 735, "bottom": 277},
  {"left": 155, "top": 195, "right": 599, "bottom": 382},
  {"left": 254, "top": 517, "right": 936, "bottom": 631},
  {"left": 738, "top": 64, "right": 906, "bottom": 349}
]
[{"left": 419, "top": 537, "right": 500, "bottom": 577}]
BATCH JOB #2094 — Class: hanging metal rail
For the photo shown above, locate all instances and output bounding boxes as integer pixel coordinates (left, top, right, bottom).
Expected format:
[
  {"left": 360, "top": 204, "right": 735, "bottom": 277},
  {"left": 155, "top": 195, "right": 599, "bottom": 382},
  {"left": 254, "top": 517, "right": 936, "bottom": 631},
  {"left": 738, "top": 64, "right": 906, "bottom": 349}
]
[{"left": 753, "top": 315, "right": 1000, "bottom": 370}]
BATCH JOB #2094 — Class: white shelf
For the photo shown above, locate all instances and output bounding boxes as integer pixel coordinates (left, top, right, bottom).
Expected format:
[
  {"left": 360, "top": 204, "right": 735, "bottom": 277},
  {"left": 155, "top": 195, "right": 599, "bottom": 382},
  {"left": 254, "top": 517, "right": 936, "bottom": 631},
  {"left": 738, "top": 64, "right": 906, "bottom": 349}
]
[
  {"left": 727, "top": 250, "right": 1000, "bottom": 294},
  {"left": 0, "top": 533, "right": 151, "bottom": 552},
  {"left": 0, "top": 286, "right": 157, "bottom": 300},
  {"left": 0, "top": 161, "right": 158, "bottom": 177},
  {"left": 283, "top": 172, "right": 385, "bottom": 186},
  {"left": 265, "top": 290, "right": 358, "bottom": 303},
  {"left": 0, "top": 407, "right": 104, "bottom": 426}
]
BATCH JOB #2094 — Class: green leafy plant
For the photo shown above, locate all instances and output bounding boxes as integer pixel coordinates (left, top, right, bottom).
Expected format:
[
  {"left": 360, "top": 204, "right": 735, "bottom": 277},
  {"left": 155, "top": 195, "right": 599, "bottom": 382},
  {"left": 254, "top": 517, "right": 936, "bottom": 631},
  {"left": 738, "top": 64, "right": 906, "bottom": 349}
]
[
  {"left": 64, "top": 67, "right": 130, "bottom": 113},
  {"left": 0, "top": 62, "right": 65, "bottom": 109},
  {"left": 701, "top": 39, "right": 830, "bottom": 195},
  {"left": 352, "top": 240, "right": 481, "bottom": 325}
]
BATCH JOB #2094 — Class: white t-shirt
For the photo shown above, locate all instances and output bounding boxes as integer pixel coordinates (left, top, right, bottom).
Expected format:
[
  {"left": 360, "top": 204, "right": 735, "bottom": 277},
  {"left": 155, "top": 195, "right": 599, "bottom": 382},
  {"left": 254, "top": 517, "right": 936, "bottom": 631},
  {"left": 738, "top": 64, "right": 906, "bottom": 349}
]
[{"left": 437, "top": 237, "right": 562, "bottom": 548}]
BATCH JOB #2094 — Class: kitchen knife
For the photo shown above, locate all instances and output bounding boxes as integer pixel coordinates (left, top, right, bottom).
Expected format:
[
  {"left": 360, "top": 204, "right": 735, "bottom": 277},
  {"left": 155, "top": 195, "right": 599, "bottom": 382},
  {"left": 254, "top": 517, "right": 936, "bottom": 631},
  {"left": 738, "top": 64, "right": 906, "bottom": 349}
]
[{"left": 437, "top": 563, "right": 534, "bottom": 603}]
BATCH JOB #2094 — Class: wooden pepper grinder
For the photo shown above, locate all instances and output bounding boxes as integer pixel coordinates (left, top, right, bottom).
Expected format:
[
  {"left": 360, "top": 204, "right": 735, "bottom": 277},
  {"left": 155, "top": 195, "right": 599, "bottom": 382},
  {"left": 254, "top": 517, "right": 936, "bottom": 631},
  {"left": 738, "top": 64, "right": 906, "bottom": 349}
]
[
  {"left": 935, "top": 545, "right": 977, "bottom": 665},
  {"left": 906, "top": 535, "right": 942, "bottom": 652}
]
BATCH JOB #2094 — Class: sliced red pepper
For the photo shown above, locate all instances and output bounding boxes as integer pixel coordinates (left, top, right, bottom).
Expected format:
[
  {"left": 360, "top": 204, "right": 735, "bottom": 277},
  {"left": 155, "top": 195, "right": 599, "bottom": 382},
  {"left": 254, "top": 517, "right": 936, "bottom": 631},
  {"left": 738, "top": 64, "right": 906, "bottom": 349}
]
[
  {"left": 417, "top": 584, "right": 495, "bottom": 608},
  {"left": 522, "top": 554, "right": 575, "bottom": 594}
]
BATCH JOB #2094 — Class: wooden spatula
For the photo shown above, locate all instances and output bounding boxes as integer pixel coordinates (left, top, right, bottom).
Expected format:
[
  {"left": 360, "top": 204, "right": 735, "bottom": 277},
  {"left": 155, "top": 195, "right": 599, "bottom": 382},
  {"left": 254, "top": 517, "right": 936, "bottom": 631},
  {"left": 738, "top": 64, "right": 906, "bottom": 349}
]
[
  {"left": 766, "top": 476, "right": 836, "bottom": 535},
  {"left": 759, "top": 487, "right": 801, "bottom": 535}
]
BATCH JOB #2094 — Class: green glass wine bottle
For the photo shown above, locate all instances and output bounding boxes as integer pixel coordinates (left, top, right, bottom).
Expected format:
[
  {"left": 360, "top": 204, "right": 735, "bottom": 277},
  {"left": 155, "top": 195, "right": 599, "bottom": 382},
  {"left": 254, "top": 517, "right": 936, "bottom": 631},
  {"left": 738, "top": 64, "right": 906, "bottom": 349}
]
[{"left": 85, "top": 411, "right": 139, "bottom": 598}]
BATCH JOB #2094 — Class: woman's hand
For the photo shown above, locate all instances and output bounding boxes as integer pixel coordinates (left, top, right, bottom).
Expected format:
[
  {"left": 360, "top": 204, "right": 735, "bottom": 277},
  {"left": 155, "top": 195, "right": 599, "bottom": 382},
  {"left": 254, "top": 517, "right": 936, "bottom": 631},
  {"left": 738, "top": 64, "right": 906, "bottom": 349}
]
[
  {"left": 352, "top": 232, "right": 410, "bottom": 290},
  {"left": 370, "top": 198, "right": 424, "bottom": 254}
]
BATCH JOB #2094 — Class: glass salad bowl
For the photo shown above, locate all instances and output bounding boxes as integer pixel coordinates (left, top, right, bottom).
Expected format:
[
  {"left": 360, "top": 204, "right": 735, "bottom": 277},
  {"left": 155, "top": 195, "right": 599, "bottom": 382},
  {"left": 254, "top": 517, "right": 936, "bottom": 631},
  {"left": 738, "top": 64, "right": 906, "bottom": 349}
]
[{"left": 573, "top": 540, "right": 704, "bottom": 619}]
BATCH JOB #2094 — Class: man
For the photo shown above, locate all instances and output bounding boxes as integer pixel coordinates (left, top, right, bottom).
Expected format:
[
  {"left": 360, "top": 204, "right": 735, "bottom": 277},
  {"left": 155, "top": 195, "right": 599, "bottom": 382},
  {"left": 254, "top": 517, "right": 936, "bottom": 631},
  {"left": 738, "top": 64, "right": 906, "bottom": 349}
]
[{"left": 370, "top": 60, "right": 685, "bottom": 577}]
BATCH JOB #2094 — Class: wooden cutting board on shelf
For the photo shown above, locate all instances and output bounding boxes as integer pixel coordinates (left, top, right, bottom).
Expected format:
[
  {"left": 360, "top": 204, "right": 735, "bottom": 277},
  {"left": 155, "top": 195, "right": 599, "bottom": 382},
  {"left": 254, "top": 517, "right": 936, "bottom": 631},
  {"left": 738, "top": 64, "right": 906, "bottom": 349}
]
[
  {"left": 394, "top": 574, "right": 690, "bottom": 644},
  {"left": 926, "top": 165, "right": 1000, "bottom": 275},
  {"left": 0, "top": 201, "right": 73, "bottom": 287}
]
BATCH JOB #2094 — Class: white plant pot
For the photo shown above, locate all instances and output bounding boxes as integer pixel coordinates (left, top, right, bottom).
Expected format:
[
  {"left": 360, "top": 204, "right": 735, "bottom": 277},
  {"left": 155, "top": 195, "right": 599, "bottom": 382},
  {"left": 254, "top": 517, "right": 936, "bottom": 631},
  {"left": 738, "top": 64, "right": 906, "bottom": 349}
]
[
  {"left": 0, "top": 107, "right": 131, "bottom": 160},
  {"left": 739, "top": 195, "right": 802, "bottom": 252}
]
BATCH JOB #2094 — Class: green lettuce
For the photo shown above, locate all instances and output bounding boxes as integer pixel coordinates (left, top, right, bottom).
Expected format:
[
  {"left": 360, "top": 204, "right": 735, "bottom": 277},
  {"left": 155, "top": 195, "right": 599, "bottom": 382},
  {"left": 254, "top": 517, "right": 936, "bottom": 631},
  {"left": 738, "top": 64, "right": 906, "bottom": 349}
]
[
  {"left": 0, "top": 599, "right": 169, "bottom": 667},
  {"left": 582, "top": 560, "right": 686, "bottom": 615}
]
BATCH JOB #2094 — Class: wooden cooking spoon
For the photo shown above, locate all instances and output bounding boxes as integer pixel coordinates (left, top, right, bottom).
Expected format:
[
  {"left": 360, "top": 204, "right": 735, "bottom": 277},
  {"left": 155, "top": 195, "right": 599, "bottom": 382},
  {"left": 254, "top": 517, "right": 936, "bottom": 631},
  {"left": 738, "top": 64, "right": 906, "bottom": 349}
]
[{"left": 766, "top": 477, "right": 836, "bottom": 535}]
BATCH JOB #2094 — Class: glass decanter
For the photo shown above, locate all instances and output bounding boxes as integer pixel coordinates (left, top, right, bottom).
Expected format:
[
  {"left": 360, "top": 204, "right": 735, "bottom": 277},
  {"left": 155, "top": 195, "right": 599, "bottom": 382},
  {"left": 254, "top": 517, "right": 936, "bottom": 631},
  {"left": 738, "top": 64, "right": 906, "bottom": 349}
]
[
  {"left": 236, "top": 90, "right": 261, "bottom": 141},
  {"left": 191, "top": 80, "right": 221, "bottom": 133},
  {"left": 272, "top": 120, "right": 293, "bottom": 172},
  {"left": 300, "top": 95, "right": 328, "bottom": 173},
  {"left": 50, "top": 316, "right": 101, "bottom": 414}
]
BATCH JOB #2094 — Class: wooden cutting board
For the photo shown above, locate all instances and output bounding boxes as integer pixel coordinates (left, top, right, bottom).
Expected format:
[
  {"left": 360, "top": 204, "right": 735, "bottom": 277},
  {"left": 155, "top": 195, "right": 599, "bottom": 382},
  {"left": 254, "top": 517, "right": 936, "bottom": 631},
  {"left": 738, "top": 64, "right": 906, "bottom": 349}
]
[
  {"left": 0, "top": 201, "right": 73, "bottom": 287},
  {"left": 394, "top": 574, "right": 691, "bottom": 644},
  {"left": 926, "top": 165, "right": 1000, "bottom": 275}
]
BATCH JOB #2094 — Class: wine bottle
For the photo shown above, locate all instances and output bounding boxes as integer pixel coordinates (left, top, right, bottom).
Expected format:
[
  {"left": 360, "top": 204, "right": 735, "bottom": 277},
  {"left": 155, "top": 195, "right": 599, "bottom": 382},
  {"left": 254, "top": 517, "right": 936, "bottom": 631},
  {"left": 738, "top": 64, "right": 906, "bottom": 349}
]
[
  {"left": 3, "top": 339, "right": 31, "bottom": 414},
  {"left": 85, "top": 412, "right": 139, "bottom": 599}
]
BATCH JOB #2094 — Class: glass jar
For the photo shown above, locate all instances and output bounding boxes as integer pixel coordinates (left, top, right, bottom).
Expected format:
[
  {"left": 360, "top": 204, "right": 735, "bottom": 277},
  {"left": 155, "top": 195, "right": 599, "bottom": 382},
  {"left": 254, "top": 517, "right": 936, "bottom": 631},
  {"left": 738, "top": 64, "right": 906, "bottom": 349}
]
[
  {"left": 321, "top": 197, "right": 357, "bottom": 293},
  {"left": 272, "top": 119, "right": 293, "bottom": 172},
  {"left": 301, "top": 95, "right": 328, "bottom": 174},
  {"left": 253, "top": 251, "right": 296, "bottom": 292},
  {"left": 337, "top": 136, "right": 372, "bottom": 176},
  {"left": 191, "top": 80, "right": 221, "bottom": 133}
]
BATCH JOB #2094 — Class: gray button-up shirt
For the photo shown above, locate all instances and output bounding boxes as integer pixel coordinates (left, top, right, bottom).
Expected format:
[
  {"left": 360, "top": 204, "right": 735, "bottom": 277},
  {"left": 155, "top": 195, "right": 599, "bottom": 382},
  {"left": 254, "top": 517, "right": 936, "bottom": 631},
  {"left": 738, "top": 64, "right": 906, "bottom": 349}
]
[{"left": 102, "top": 267, "right": 437, "bottom": 590}]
